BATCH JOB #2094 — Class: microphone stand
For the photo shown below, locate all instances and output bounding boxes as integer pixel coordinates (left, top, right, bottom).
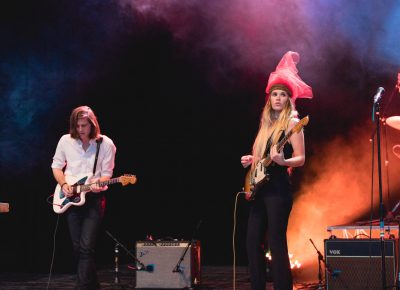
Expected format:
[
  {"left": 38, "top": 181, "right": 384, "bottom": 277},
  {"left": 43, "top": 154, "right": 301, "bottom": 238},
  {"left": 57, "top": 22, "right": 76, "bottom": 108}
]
[
  {"left": 105, "top": 231, "right": 146, "bottom": 273},
  {"left": 373, "top": 96, "right": 387, "bottom": 290},
  {"left": 309, "top": 239, "right": 328, "bottom": 290},
  {"left": 173, "top": 242, "right": 192, "bottom": 273},
  {"left": 172, "top": 220, "right": 202, "bottom": 273},
  {"left": 114, "top": 242, "right": 120, "bottom": 284}
]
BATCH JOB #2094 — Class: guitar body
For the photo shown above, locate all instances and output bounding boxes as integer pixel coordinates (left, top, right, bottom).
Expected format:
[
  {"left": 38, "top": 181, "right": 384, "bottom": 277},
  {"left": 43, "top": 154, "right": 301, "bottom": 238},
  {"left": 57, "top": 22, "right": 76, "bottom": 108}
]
[
  {"left": 245, "top": 158, "right": 272, "bottom": 201},
  {"left": 53, "top": 174, "right": 93, "bottom": 214},
  {"left": 52, "top": 173, "right": 137, "bottom": 214}
]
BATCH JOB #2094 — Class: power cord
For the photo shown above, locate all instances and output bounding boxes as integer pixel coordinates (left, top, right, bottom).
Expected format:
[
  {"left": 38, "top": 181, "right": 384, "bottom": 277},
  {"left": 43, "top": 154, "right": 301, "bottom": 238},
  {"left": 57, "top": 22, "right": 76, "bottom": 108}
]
[
  {"left": 233, "top": 191, "right": 246, "bottom": 290},
  {"left": 46, "top": 214, "right": 60, "bottom": 290}
]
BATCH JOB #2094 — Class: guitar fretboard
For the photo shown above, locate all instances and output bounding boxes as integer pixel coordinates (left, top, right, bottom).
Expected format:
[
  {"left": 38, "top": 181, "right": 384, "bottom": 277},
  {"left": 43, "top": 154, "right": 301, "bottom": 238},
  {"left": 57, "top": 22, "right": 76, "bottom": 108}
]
[
  {"left": 276, "top": 130, "right": 294, "bottom": 152},
  {"left": 77, "top": 177, "right": 121, "bottom": 192},
  {"left": 262, "top": 130, "right": 295, "bottom": 166}
]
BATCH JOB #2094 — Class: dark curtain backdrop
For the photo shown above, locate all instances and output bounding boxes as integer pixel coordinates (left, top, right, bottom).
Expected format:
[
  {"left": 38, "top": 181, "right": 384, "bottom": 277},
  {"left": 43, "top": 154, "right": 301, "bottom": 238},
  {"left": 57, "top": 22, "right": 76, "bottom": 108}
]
[{"left": 1, "top": 0, "right": 400, "bottom": 274}]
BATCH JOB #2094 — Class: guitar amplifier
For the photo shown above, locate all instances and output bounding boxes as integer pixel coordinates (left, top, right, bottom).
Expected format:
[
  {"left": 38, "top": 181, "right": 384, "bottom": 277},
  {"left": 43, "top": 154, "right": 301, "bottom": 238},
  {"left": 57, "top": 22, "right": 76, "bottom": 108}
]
[
  {"left": 325, "top": 239, "right": 397, "bottom": 290},
  {"left": 135, "top": 240, "right": 201, "bottom": 289}
]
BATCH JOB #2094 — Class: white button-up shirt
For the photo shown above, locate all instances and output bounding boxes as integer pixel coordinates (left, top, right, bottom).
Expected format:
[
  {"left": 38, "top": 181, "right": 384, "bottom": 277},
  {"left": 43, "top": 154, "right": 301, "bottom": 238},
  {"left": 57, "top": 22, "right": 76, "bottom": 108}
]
[{"left": 51, "top": 134, "right": 116, "bottom": 179}]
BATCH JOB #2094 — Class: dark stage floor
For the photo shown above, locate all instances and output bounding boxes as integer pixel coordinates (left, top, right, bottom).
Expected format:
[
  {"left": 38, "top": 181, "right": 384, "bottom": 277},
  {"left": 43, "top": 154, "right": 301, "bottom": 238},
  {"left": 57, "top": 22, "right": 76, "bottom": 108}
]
[{"left": 0, "top": 265, "right": 319, "bottom": 290}]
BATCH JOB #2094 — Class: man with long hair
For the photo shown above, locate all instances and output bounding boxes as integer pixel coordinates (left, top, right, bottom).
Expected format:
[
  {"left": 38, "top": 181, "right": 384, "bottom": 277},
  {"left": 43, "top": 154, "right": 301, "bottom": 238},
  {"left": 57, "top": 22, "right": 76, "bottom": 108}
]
[{"left": 52, "top": 106, "right": 116, "bottom": 290}]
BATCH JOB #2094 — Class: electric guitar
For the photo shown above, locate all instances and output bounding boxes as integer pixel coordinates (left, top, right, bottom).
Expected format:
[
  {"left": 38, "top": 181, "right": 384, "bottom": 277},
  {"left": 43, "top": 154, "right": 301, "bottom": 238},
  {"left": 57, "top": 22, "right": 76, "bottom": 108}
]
[
  {"left": 52, "top": 173, "right": 137, "bottom": 214},
  {"left": 244, "top": 116, "right": 309, "bottom": 201}
]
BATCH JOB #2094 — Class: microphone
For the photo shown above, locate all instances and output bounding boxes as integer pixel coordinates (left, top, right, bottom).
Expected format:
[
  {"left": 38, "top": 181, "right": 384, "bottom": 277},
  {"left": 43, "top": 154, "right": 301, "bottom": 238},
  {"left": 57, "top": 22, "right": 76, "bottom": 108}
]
[
  {"left": 326, "top": 263, "right": 341, "bottom": 278},
  {"left": 331, "top": 269, "right": 341, "bottom": 278},
  {"left": 373, "top": 87, "right": 385, "bottom": 104},
  {"left": 145, "top": 264, "right": 154, "bottom": 272},
  {"left": 138, "top": 263, "right": 154, "bottom": 272}
]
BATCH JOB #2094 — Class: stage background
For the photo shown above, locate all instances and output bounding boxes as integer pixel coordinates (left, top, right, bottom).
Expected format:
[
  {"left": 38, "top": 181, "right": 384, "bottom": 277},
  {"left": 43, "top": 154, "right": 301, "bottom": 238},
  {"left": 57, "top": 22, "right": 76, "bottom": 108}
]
[{"left": 1, "top": 0, "right": 400, "bottom": 280}]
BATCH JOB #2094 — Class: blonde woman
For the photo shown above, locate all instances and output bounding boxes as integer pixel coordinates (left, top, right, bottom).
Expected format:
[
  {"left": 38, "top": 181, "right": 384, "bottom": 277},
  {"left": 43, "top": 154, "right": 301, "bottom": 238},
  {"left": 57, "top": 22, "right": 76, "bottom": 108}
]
[{"left": 241, "top": 52, "right": 313, "bottom": 290}]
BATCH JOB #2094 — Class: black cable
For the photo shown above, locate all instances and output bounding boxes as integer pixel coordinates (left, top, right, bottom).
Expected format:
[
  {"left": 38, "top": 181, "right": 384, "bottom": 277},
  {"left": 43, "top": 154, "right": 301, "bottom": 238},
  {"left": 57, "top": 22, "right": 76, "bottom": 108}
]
[
  {"left": 46, "top": 214, "right": 60, "bottom": 290},
  {"left": 233, "top": 191, "right": 246, "bottom": 290},
  {"left": 383, "top": 121, "right": 391, "bottom": 209}
]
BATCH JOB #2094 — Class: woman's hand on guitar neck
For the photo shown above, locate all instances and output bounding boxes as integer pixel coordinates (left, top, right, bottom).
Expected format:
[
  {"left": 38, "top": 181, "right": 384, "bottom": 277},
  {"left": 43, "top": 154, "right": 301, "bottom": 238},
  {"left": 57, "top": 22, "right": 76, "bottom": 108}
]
[
  {"left": 270, "top": 145, "right": 286, "bottom": 166},
  {"left": 241, "top": 155, "right": 253, "bottom": 168}
]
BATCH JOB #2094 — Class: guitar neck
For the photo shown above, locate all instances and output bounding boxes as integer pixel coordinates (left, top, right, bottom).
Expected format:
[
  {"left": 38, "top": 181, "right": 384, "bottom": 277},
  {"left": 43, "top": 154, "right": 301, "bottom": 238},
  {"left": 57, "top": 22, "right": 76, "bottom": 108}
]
[
  {"left": 77, "top": 177, "right": 120, "bottom": 192},
  {"left": 276, "top": 130, "right": 294, "bottom": 152},
  {"left": 262, "top": 129, "right": 294, "bottom": 166}
]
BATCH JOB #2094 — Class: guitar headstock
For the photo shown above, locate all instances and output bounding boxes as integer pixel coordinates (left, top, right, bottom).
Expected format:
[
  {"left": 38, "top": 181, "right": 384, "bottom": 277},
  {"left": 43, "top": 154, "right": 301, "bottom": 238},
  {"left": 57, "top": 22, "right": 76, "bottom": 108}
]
[
  {"left": 292, "top": 115, "right": 309, "bottom": 133},
  {"left": 120, "top": 174, "right": 137, "bottom": 186}
]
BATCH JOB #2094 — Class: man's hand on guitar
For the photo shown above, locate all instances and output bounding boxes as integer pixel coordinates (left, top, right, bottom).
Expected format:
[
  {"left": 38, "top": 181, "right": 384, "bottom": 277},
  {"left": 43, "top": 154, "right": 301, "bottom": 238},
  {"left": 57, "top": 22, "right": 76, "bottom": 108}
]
[
  {"left": 241, "top": 155, "right": 253, "bottom": 168},
  {"left": 270, "top": 145, "right": 285, "bottom": 166},
  {"left": 61, "top": 183, "right": 74, "bottom": 198},
  {"left": 89, "top": 183, "right": 108, "bottom": 192},
  {"left": 89, "top": 178, "right": 108, "bottom": 193}
]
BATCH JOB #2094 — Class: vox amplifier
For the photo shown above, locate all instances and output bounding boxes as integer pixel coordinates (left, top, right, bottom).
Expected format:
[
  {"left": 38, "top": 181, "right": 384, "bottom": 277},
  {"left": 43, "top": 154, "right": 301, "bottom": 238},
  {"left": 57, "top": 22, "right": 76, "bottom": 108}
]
[
  {"left": 325, "top": 239, "right": 397, "bottom": 290},
  {"left": 135, "top": 240, "right": 201, "bottom": 289}
]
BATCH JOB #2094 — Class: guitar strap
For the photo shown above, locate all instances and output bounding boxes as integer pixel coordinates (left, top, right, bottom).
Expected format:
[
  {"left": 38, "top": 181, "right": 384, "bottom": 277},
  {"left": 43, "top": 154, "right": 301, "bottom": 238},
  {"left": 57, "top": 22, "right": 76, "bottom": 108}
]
[{"left": 93, "top": 137, "right": 103, "bottom": 175}]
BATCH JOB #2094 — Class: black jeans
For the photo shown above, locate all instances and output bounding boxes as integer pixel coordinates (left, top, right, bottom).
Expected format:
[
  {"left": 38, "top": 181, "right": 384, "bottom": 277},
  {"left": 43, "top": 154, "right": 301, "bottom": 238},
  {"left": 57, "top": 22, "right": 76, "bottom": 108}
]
[
  {"left": 66, "top": 195, "right": 105, "bottom": 290},
  {"left": 246, "top": 193, "right": 293, "bottom": 290}
]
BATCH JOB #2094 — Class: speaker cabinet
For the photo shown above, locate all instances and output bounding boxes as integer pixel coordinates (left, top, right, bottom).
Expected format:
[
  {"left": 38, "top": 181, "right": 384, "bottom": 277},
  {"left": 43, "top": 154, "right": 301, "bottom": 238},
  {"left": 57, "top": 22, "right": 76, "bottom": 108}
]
[
  {"left": 135, "top": 240, "right": 201, "bottom": 289},
  {"left": 325, "top": 239, "right": 397, "bottom": 290}
]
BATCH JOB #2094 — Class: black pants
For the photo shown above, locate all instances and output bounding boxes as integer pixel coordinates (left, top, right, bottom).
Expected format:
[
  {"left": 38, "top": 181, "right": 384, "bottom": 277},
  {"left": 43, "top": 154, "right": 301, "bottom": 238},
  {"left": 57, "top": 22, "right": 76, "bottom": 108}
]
[
  {"left": 246, "top": 193, "right": 293, "bottom": 290},
  {"left": 66, "top": 196, "right": 105, "bottom": 290}
]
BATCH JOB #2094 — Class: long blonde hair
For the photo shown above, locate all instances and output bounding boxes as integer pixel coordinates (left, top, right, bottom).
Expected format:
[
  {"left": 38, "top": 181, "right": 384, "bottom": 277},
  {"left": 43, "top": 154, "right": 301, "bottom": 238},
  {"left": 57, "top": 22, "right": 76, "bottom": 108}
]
[{"left": 251, "top": 97, "right": 295, "bottom": 168}]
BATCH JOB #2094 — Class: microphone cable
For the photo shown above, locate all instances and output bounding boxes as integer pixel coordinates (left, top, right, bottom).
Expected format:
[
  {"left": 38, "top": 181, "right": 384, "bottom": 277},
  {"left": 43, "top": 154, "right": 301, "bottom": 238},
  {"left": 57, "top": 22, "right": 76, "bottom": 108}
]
[
  {"left": 233, "top": 191, "right": 246, "bottom": 290},
  {"left": 46, "top": 214, "right": 60, "bottom": 290}
]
